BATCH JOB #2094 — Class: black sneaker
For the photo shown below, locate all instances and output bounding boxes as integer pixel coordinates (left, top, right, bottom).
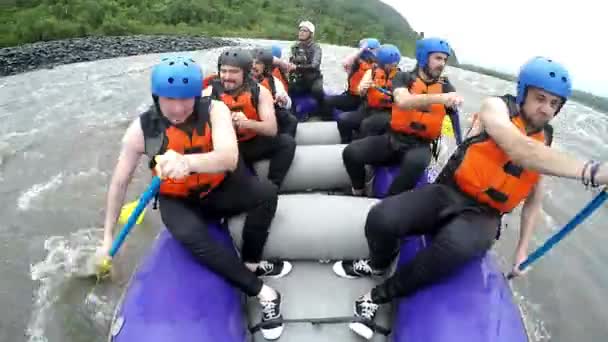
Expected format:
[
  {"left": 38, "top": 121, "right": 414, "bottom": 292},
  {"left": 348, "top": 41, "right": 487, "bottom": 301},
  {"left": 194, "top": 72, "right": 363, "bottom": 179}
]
[
  {"left": 332, "top": 259, "right": 383, "bottom": 279},
  {"left": 255, "top": 260, "right": 293, "bottom": 278},
  {"left": 259, "top": 292, "right": 284, "bottom": 340},
  {"left": 349, "top": 293, "right": 380, "bottom": 340}
]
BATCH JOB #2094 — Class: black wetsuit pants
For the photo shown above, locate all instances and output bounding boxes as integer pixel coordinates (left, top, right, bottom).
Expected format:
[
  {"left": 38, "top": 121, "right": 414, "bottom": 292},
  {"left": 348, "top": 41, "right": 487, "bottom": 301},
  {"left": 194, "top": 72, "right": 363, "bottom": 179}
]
[
  {"left": 342, "top": 133, "right": 432, "bottom": 195},
  {"left": 159, "top": 159, "right": 278, "bottom": 297},
  {"left": 337, "top": 106, "right": 391, "bottom": 143},
  {"left": 365, "top": 183, "right": 501, "bottom": 304},
  {"left": 289, "top": 75, "right": 329, "bottom": 120},
  {"left": 239, "top": 134, "right": 296, "bottom": 188},
  {"left": 276, "top": 107, "right": 298, "bottom": 137},
  {"left": 322, "top": 92, "right": 361, "bottom": 118}
]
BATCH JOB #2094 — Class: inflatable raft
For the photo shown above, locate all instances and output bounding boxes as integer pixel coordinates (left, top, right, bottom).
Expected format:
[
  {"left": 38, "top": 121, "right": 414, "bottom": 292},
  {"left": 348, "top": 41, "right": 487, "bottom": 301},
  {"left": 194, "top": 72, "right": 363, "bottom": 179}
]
[{"left": 108, "top": 94, "right": 528, "bottom": 342}]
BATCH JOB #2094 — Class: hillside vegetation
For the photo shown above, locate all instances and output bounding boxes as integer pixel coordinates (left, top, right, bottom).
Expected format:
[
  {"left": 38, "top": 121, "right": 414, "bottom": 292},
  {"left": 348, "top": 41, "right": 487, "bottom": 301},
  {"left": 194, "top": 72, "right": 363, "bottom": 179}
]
[{"left": 1, "top": 0, "right": 422, "bottom": 57}]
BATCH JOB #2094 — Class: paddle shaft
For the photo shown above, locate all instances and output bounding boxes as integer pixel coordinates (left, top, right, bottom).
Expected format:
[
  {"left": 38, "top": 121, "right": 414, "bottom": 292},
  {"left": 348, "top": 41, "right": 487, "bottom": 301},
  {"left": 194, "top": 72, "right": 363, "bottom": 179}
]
[
  {"left": 508, "top": 189, "right": 607, "bottom": 279},
  {"left": 109, "top": 176, "right": 162, "bottom": 257}
]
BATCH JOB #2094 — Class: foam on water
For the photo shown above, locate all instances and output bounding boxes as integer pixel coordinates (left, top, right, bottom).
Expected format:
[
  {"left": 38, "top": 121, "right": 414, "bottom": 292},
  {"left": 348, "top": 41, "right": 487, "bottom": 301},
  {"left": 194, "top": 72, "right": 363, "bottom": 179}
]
[
  {"left": 27, "top": 228, "right": 108, "bottom": 342},
  {"left": 18, "top": 173, "right": 65, "bottom": 211}
]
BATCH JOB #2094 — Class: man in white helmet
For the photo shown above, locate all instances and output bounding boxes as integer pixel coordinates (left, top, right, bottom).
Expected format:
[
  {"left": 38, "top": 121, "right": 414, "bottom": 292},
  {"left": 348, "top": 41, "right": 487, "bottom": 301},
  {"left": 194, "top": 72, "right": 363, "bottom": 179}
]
[{"left": 285, "top": 21, "right": 328, "bottom": 119}]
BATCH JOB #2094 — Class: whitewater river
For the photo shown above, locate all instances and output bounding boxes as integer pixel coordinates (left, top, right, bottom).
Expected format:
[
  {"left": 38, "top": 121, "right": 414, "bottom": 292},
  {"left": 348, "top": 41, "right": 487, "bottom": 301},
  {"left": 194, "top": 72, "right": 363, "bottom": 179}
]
[{"left": 0, "top": 38, "right": 606, "bottom": 342}]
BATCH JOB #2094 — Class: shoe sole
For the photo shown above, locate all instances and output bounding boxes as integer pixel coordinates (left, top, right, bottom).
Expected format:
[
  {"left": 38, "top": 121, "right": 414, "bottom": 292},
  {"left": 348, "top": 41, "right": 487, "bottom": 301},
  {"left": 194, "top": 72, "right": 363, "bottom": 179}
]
[
  {"left": 349, "top": 322, "right": 373, "bottom": 340},
  {"left": 332, "top": 261, "right": 360, "bottom": 279},
  {"left": 332, "top": 261, "right": 380, "bottom": 279},
  {"left": 261, "top": 261, "right": 293, "bottom": 279},
  {"left": 260, "top": 325, "right": 284, "bottom": 340}
]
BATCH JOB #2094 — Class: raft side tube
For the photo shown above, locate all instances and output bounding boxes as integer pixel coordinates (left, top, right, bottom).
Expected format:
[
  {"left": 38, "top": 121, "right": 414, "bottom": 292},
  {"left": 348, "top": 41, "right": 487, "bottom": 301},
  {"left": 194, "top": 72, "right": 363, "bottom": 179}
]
[
  {"left": 291, "top": 87, "right": 344, "bottom": 121},
  {"left": 228, "top": 193, "right": 378, "bottom": 260},
  {"left": 109, "top": 223, "right": 246, "bottom": 342},
  {"left": 393, "top": 243, "right": 528, "bottom": 342},
  {"left": 294, "top": 121, "right": 341, "bottom": 145},
  {"left": 253, "top": 144, "right": 351, "bottom": 193}
]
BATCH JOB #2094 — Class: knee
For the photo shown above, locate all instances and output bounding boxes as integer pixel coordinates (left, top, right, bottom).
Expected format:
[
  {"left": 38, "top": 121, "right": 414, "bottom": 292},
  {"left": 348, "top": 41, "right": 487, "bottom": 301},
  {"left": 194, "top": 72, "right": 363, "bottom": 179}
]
[
  {"left": 360, "top": 117, "right": 373, "bottom": 133},
  {"left": 338, "top": 112, "right": 356, "bottom": 128},
  {"left": 365, "top": 202, "right": 398, "bottom": 238},
  {"left": 438, "top": 227, "right": 494, "bottom": 262},
  {"left": 342, "top": 143, "right": 361, "bottom": 164}
]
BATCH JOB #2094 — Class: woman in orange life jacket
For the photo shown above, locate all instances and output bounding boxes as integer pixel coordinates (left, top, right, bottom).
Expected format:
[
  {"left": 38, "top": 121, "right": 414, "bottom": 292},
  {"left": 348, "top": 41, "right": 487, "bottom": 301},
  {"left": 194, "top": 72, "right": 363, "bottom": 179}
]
[
  {"left": 336, "top": 44, "right": 401, "bottom": 143},
  {"left": 342, "top": 38, "right": 463, "bottom": 196},
  {"left": 318, "top": 38, "right": 381, "bottom": 118},
  {"left": 252, "top": 47, "right": 298, "bottom": 138},
  {"left": 334, "top": 56, "right": 608, "bottom": 340},
  {"left": 203, "top": 48, "right": 296, "bottom": 190},
  {"left": 99, "top": 56, "right": 292, "bottom": 340}
]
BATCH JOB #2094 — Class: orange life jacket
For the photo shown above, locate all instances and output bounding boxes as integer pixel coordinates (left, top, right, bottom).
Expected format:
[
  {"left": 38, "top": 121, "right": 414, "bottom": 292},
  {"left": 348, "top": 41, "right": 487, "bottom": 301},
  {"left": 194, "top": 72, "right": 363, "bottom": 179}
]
[
  {"left": 203, "top": 74, "right": 217, "bottom": 89},
  {"left": 140, "top": 98, "right": 225, "bottom": 199},
  {"left": 390, "top": 76, "right": 448, "bottom": 141},
  {"left": 444, "top": 96, "right": 551, "bottom": 214},
  {"left": 259, "top": 75, "right": 277, "bottom": 99},
  {"left": 210, "top": 79, "right": 261, "bottom": 142},
  {"left": 367, "top": 66, "right": 398, "bottom": 109},
  {"left": 348, "top": 60, "right": 374, "bottom": 96},
  {"left": 272, "top": 66, "right": 289, "bottom": 92}
]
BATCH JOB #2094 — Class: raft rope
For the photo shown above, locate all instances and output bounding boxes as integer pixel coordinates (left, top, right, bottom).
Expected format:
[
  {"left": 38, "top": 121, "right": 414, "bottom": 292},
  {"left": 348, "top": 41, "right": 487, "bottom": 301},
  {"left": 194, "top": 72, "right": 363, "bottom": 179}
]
[{"left": 249, "top": 316, "right": 391, "bottom": 336}]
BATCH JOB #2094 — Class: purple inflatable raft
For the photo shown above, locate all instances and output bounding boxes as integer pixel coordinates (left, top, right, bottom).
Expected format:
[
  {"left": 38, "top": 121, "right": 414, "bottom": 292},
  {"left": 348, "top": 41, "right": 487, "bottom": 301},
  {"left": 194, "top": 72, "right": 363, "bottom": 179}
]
[
  {"left": 108, "top": 95, "right": 528, "bottom": 342},
  {"left": 291, "top": 88, "right": 343, "bottom": 121}
]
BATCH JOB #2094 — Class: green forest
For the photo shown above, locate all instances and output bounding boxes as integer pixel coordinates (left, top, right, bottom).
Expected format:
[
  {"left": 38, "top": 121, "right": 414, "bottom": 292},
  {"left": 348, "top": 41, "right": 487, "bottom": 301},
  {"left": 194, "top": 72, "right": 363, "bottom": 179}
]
[
  {"left": 0, "top": 0, "right": 421, "bottom": 56},
  {"left": 1, "top": 0, "right": 605, "bottom": 110}
]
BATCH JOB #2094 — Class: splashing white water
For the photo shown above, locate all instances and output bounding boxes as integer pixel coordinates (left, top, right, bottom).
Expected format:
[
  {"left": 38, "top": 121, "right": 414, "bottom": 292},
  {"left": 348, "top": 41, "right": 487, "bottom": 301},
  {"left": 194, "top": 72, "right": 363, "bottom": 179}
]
[{"left": 27, "top": 228, "right": 109, "bottom": 342}]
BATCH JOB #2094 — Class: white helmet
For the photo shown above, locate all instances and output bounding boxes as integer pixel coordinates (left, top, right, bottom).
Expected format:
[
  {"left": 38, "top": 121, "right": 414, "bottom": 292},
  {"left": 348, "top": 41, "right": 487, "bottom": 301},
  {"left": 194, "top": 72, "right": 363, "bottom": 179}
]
[{"left": 299, "top": 21, "right": 315, "bottom": 34}]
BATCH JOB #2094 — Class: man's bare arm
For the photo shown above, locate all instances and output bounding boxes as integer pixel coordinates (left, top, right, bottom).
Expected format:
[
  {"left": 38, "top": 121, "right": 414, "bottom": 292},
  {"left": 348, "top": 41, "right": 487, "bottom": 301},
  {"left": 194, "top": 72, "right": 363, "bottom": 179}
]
[
  {"left": 185, "top": 100, "right": 239, "bottom": 173},
  {"left": 102, "top": 118, "right": 144, "bottom": 243}
]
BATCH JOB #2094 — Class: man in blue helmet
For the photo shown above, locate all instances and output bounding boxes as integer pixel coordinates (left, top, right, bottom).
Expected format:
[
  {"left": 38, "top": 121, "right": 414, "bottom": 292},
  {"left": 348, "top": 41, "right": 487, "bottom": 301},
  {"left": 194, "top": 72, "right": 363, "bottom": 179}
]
[
  {"left": 337, "top": 44, "right": 402, "bottom": 144},
  {"left": 100, "top": 56, "right": 291, "bottom": 340},
  {"left": 319, "top": 38, "right": 382, "bottom": 118},
  {"left": 334, "top": 56, "right": 608, "bottom": 339},
  {"left": 341, "top": 38, "right": 463, "bottom": 196}
]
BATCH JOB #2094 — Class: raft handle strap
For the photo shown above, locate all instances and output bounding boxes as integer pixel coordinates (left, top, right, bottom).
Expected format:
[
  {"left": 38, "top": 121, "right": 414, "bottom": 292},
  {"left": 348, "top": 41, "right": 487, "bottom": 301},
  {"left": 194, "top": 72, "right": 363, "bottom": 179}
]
[{"left": 249, "top": 316, "right": 391, "bottom": 336}]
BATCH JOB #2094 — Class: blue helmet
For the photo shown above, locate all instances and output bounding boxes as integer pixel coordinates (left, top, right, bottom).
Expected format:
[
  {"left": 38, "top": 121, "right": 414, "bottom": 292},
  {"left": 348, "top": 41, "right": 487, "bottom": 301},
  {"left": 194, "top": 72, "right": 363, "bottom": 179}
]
[
  {"left": 415, "top": 38, "right": 451, "bottom": 69},
  {"left": 376, "top": 44, "right": 401, "bottom": 66},
  {"left": 271, "top": 45, "right": 282, "bottom": 58},
  {"left": 516, "top": 56, "right": 572, "bottom": 105},
  {"left": 359, "top": 38, "right": 381, "bottom": 50},
  {"left": 151, "top": 56, "right": 203, "bottom": 98}
]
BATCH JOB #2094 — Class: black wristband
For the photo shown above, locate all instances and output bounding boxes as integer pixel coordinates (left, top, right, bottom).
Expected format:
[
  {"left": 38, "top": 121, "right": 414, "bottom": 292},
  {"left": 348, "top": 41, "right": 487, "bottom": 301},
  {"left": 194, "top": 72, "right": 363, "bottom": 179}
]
[
  {"left": 582, "top": 160, "right": 593, "bottom": 187},
  {"left": 590, "top": 162, "right": 601, "bottom": 188}
]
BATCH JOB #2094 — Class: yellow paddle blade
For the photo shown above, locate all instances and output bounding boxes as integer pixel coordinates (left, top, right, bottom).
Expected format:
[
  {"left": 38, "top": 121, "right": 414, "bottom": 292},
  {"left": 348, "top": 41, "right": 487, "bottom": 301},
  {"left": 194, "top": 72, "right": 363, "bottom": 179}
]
[
  {"left": 96, "top": 257, "right": 113, "bottom": 280},
  {"left": 118, "top": 200, "right": 146, "bottom": 225},
  {"left": 441, "top": 116, "right": 454, "bottom": 137}
]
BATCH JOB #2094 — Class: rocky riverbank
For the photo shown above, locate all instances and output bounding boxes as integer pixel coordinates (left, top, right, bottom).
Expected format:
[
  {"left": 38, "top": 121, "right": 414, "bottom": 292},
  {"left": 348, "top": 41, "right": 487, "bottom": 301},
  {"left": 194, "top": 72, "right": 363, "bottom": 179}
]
[{"left": 0, "top": 35, "right": 238, "bottom": 77}]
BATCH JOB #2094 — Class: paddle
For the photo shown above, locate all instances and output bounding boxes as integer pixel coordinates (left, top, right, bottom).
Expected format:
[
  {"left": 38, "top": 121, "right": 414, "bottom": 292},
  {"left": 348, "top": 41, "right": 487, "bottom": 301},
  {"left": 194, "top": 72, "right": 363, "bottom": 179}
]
[
  {"left": 118, "top": 199, "right": 147, "bottom": 225},
  {"left": 95, "top": 175, "right": 162, "bottom": 279},
  {"left": 507, "top": 188, "right": 607, "bottom": 280}
]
